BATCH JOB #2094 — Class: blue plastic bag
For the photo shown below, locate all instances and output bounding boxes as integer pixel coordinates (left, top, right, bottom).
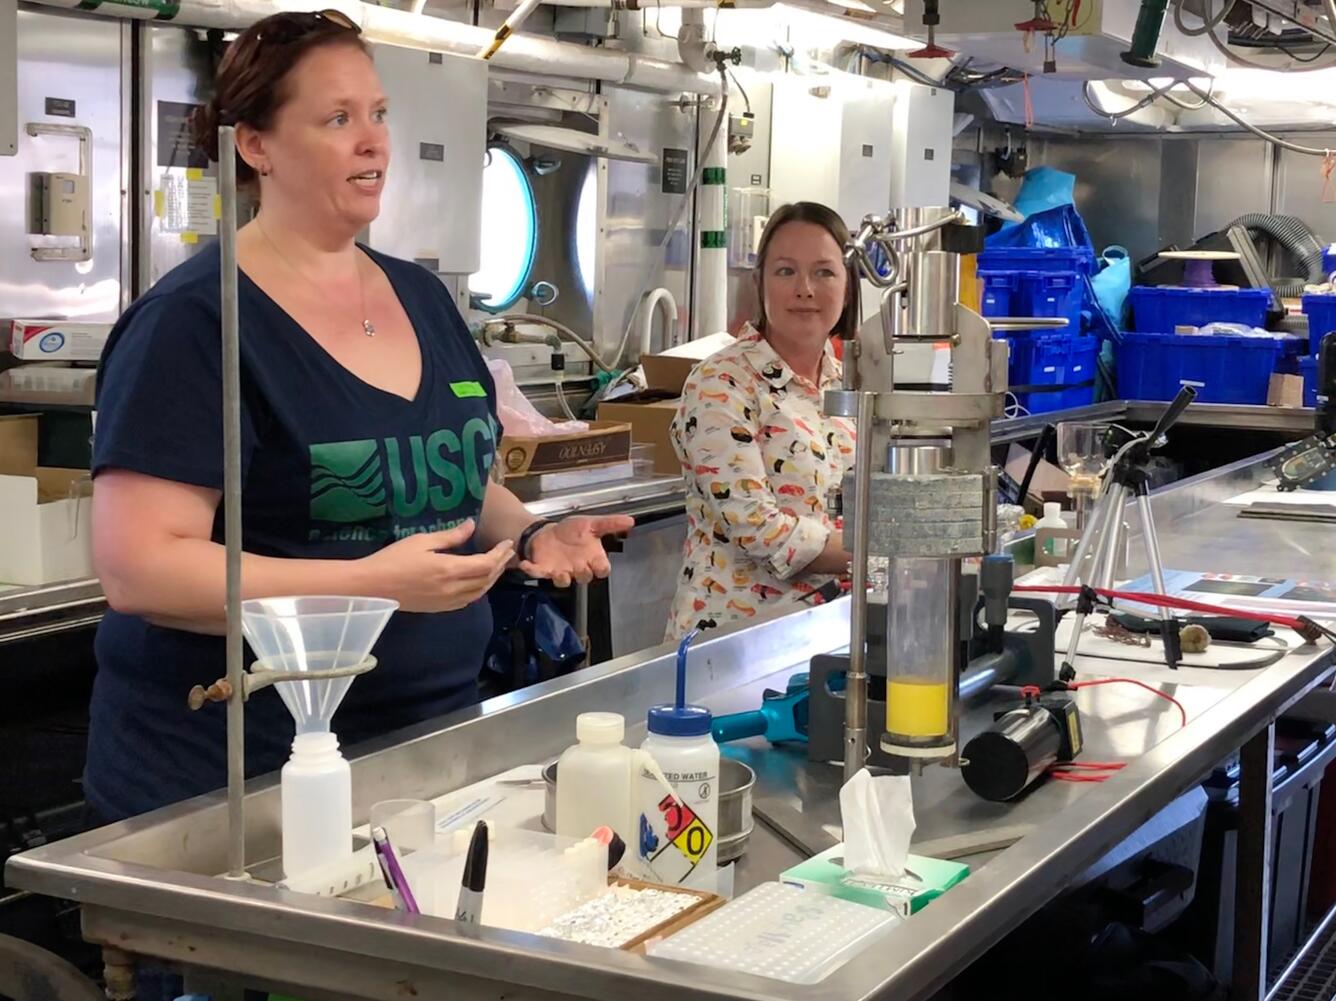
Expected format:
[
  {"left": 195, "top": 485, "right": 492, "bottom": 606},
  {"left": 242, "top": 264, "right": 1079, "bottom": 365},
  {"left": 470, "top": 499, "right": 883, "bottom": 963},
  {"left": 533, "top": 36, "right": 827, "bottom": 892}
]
[
  {"left": 1090, "top": 245, "right": 1132, "bottom": 328},
  {"left": 484, "top": 585, "right": 586, "bottom": 693},
  {"left": 997, "top": 166, "right": 1078, "bottom": 231}
]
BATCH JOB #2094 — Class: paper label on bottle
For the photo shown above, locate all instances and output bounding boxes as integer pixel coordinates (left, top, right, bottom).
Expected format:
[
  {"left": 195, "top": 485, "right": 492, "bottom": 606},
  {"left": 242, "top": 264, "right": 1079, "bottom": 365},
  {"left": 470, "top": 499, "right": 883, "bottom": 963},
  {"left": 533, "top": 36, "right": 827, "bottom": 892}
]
[{"left": 636, "top": 771, "right": 717, "bottom": 887}]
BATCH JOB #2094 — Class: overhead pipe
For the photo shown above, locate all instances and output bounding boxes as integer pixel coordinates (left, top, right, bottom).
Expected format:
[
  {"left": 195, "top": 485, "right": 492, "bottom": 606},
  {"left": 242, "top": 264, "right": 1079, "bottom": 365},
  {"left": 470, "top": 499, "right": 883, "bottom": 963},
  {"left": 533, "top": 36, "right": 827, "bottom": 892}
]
[
  {"left": 477, "top": 0, "right": 544, "bottom": 60},
  {"left": 28, "top": 0, "right": 722, "bottom": 95}
]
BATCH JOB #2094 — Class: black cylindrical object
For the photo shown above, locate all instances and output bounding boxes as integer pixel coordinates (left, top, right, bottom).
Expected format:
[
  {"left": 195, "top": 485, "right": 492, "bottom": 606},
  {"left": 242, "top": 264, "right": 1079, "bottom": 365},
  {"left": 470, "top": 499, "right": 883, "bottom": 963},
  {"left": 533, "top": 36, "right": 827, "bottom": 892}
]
[
  {"left": 1120, "top": 0, "right": 1170, "bottom": 69},
  {"left": 980, "top": 554, "right": 1013, "bottom": 652},
  {"left": 961, "top": 704, "right": 1062, "bottom": 802},
  {"left": 1318, "top": 331, "right": 1336, "bottom": 436}
]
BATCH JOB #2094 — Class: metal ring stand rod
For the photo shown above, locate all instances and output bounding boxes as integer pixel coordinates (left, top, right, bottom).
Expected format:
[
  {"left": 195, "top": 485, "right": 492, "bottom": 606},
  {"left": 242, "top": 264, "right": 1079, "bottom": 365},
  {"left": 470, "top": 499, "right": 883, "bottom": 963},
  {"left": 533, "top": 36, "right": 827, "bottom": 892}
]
[{"left": 219, "top": 126, "right": 246, "bottom": 881}]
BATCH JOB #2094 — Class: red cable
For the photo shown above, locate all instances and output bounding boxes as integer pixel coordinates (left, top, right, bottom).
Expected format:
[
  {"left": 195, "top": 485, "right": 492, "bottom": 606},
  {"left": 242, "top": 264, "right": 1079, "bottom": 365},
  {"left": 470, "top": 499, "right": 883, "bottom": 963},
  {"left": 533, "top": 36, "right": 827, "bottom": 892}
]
[
  {"left": 1066, "top": 677, "right": 1189, "bottom": 728},
  {"left": 1020, "top": 677, "right": 1189, "bottom": 782},
  {"left": 1012, "top": 583, "right": 1315, "bottom": 634}
]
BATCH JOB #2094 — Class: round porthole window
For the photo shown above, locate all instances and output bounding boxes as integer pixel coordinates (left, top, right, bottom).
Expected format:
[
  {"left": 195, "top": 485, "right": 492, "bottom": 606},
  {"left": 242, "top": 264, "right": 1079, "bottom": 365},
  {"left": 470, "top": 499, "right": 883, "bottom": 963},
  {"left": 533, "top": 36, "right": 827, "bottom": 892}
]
[
  {"left": 470, "top": 145, "right": 538, "bottom": 312},
  {"left": 574, "top": 162, "right": 598, "bottom": 303}
]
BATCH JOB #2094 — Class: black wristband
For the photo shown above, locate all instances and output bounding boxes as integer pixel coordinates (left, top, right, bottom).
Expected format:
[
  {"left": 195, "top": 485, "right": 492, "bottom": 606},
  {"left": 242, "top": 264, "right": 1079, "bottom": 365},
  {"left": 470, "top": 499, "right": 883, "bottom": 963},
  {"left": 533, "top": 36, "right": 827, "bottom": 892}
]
[{"left": 517, "top": 518, "right": 556, "bottom": 562}]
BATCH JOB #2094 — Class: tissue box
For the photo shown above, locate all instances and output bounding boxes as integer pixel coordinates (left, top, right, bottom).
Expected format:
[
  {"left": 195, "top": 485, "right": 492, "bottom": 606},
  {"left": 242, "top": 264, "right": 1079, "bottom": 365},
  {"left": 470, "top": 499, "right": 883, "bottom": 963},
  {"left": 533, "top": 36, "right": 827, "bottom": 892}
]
[{"left": 779, "top": 844, "right": 969, "bottom": 918}]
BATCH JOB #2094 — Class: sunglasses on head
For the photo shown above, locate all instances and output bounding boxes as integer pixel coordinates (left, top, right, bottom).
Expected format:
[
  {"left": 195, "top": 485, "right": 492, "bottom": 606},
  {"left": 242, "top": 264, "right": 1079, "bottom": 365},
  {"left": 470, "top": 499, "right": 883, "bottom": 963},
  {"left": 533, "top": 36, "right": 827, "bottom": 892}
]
[{"left": 256, "top": 8, "right": 360, "bottom": 44}]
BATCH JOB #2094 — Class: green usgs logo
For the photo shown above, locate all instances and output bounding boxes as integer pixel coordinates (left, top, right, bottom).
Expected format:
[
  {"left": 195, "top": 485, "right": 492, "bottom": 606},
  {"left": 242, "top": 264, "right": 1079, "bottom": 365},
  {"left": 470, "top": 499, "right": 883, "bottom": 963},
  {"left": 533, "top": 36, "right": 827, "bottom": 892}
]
[{"left": 309, "top": 418, "right": 496, "bottom": 533}]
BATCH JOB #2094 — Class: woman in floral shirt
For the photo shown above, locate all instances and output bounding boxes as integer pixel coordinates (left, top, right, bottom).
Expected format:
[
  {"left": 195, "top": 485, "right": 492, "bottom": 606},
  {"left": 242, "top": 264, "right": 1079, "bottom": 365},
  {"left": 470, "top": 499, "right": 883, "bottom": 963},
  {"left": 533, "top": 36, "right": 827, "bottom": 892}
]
[{"left": 666, "top": 202, "right": 859, "bottom": 639}]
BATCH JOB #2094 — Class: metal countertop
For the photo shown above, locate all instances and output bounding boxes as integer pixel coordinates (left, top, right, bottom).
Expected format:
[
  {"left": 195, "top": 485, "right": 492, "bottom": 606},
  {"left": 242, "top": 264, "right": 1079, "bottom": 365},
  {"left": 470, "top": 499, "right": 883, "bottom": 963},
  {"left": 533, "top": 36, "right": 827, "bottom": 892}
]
[{"left": 7, "top": 450, "right": 1336, "bottom": 1001}]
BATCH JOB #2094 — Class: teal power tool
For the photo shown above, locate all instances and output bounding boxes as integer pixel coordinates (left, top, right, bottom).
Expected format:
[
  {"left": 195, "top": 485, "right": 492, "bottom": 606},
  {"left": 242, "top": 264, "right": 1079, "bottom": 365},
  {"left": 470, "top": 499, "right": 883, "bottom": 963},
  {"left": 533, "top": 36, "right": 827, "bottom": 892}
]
[{"left": 711, "top": 673, "right": 812, "bottom": 745}]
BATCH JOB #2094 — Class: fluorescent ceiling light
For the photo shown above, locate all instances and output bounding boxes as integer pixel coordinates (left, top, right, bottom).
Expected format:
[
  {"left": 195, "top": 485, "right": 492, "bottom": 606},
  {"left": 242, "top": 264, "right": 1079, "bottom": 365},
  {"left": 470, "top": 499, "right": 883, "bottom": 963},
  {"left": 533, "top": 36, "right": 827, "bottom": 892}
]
[{"left": 772, "top": 2, "right": 918, "bottom": 51}]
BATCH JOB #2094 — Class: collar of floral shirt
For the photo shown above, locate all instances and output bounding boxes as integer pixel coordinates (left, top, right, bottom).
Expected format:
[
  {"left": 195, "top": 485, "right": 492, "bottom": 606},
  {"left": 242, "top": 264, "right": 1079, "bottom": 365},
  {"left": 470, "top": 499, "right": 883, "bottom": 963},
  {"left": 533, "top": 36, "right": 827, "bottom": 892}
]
[{"left": 739, "top": 323, "right": 842, "bottom": 392}]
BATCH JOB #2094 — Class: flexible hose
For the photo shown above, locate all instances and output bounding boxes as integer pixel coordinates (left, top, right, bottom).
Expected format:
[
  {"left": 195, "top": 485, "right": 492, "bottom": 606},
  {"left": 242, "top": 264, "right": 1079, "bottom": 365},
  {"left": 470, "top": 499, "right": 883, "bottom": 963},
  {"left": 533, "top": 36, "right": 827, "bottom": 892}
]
[
  {"left": 554, "top": 374, "right": 579, "bottom": 422},
  {"left": 1226, "top": 213, "right": 1328, "bottom": 297},
  {"left": 1172, "top": 0, "right": 1236, "bottom": 36},
  {"left": 489, "top": 313, "right": 616, "bottom": 374}
]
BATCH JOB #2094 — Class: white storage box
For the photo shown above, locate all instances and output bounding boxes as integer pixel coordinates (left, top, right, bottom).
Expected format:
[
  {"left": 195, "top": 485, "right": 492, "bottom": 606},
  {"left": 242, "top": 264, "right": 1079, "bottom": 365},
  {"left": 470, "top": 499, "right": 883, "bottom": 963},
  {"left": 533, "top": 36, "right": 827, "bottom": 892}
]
[
  {"left": 10, "top": 318, "right": 113, "bottom": 362},
  {"left": 0, "top": 416, "right": 93, "bottom": 585}
]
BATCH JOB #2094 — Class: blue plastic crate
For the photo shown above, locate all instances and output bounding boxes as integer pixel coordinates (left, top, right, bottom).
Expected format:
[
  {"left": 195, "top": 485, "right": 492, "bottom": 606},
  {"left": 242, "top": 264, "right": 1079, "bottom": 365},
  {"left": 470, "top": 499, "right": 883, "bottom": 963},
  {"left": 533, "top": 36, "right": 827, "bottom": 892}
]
[
  {"left": 1302, "top": 293, "right": 1336, "bottom": 355},
  {"left": 1324, "top": 244, "right": 1336, "bottom": 275},
  {"left": 1118, "top": 332, "right": 1287, "bottom": 404},
  {"left": 1004, "top": 331, "right": 1098, "bottom": 415},
  {"left": 1300, "top": 355, "right": 1320, "bottom": 408},
  {"left": 1129, "top": 286, "right": 1272, "bottom": 332},
  {"left": 979, "top": 246, "right": 1097, "bottom": 275},
  {"left": 980, "top": 270, "right": 1083, "bottom": 335},
  {"left": 1278, "top": 334, "right": 1310, "bottom": 375}
]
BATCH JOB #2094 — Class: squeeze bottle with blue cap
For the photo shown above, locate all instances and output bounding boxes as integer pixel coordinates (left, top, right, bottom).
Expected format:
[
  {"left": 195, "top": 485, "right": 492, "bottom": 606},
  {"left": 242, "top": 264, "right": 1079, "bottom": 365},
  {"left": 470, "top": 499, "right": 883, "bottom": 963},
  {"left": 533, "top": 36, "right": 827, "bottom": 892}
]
[{"left": 636, "top": 630, "right": 720, "bottom": 892}]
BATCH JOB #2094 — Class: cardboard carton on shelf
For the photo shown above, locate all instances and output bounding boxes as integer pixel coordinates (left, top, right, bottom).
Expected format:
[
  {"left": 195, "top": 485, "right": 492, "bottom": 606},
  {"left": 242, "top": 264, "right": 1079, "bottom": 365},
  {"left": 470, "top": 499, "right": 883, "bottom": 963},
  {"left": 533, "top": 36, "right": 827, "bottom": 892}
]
[
  {"left": 597, "top": 392, "right": 682, "bottom": 476},
  {"left": 0, "top": 415, "right": 93, "bottom": 586},
  {"left": 639, "top": 331, "right": 735, "bottom": 395},
  {"left": 497, "top": 421, "right": 633, "bottom": 479},
  {"left": 9, "top": 319, "right": 113, "bottom": 363}
]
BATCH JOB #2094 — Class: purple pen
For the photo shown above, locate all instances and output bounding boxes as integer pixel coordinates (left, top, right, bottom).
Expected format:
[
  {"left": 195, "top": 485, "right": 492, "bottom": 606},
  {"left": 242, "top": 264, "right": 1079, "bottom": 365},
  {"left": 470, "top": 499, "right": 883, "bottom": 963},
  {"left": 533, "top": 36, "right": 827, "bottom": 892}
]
[{"left": 370, "top": 825, "right": 420, "bottom": 914}]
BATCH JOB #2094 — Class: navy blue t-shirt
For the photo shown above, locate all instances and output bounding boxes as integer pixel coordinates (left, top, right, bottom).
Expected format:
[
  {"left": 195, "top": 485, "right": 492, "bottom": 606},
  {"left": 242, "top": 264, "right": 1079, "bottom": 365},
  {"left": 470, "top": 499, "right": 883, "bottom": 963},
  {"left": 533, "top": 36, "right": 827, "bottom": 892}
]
[{"left": 86, "top": 242, "right": 500, "bottom": 821}]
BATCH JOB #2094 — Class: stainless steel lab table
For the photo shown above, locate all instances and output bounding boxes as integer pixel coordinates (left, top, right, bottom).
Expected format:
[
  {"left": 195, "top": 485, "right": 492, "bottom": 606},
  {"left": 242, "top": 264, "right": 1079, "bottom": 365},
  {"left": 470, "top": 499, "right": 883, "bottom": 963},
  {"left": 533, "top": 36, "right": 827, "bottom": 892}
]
[{"left": 7, "top": 449, "right": 1336, "bottom": 1001}]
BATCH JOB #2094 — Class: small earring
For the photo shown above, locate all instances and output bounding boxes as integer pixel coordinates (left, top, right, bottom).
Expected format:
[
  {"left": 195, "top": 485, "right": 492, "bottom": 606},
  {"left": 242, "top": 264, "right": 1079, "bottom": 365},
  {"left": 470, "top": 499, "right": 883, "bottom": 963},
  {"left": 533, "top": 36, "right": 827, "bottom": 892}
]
[{"left": 259, "top": 165, "right": 270, "bottom": 177}]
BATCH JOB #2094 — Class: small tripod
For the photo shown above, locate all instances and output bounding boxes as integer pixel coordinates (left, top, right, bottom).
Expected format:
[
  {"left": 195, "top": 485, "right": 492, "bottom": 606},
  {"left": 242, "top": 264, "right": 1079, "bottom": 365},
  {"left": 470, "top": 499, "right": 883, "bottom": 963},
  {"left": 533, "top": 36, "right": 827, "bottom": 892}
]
[{"left": 1059, "top": 386, "right": 1198, "bottom": 678}]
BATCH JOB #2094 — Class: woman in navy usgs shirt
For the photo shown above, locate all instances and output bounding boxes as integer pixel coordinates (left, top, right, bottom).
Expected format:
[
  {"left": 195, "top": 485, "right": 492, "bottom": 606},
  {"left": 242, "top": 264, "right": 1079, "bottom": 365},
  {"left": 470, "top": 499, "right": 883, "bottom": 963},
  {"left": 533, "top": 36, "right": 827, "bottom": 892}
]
[{"left": 86, "top": 10, "right": 631, "bottom": 823}]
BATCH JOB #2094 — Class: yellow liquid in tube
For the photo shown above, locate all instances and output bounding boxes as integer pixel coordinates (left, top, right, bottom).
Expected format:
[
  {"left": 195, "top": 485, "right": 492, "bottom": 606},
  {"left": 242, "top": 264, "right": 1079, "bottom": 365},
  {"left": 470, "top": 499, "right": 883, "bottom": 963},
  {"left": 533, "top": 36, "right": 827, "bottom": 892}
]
[{"left": 885, "top": 680, "right": 950, "bottom": 739}]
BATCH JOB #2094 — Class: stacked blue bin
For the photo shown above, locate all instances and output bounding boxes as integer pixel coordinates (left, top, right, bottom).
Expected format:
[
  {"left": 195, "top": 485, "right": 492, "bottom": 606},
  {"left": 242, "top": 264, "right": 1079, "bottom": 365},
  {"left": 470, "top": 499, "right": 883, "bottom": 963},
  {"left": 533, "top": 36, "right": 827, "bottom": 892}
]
[
  {"left": 978, "top": 246, "right": 1098, "bottom": 415},
  {"left": 1119, "top": 287, "right": 1284, "bottom": 404},
  {"left": 1300, "top": 295, "right": 1336, "bottom": 406}
]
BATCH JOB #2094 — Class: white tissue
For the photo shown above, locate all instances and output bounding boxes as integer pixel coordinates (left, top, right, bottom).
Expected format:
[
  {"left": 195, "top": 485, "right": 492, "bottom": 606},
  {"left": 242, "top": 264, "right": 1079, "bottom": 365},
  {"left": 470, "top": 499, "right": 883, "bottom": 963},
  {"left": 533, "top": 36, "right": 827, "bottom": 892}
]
[{"left": 839, "top": 768, "right": 915, "bottom": 877}]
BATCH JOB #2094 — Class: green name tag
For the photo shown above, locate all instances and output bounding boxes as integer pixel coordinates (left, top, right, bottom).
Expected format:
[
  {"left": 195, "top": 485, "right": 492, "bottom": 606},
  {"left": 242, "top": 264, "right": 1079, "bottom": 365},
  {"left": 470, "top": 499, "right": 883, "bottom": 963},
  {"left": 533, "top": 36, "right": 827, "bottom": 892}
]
[{"left": 450, "top": 381, "right": 487, "bottom": 399}]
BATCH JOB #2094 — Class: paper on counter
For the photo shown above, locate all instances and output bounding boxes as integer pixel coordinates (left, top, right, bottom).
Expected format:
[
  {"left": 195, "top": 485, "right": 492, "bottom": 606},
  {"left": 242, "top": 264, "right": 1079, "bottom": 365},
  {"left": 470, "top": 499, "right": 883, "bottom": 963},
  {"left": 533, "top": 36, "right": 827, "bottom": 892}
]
[{"left": 1223, "top": 483, "right": 1336, "bottom": 508}]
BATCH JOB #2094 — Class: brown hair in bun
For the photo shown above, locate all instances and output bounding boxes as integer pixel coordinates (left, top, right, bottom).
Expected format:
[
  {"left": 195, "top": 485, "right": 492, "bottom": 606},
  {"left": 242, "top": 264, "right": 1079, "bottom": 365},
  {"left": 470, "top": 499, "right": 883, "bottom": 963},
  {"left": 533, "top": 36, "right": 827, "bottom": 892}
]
[{"left": 191, "top": 10, "right": 368, "bottom": 187}]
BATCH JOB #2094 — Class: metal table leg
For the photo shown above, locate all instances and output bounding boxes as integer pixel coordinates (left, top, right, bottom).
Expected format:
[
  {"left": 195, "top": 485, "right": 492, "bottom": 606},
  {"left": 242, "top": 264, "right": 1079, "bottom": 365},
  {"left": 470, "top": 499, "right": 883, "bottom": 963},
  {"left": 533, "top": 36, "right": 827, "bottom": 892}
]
[{"left": 1232, "top": 723, "right": 1276, "bottom": 1001}]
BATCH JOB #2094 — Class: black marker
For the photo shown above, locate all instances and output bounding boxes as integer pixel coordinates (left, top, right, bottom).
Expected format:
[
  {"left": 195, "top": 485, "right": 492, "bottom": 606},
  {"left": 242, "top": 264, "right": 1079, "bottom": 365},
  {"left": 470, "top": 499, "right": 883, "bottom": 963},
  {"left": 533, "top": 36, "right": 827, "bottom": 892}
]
[{"left": 454, "top": 820, "right": 488, "bottom": 928}]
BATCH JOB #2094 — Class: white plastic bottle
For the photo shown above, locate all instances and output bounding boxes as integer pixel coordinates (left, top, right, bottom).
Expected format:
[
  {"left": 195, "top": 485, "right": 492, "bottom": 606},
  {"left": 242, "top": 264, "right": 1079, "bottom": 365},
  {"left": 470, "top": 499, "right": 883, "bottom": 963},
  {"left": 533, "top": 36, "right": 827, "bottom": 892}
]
[
  {"left": 1036, "top": 501, "right": 1068, "bottom": 558},
  {"left": 637, "top": 705, "right": 720, "bottom": 892},
  {"left": 281, "top": 731, "right": 353, "bottom": 880},
  {"left": 555, "top": 712, "right": 636, "bottom": 839}
]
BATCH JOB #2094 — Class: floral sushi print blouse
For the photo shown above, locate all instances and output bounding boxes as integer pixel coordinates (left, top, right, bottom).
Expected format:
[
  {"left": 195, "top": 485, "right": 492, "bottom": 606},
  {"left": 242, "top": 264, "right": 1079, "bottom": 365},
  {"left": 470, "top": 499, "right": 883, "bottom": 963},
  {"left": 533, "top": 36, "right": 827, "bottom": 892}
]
[{"left": 665, "top": 326, "right": 857, "bottom": 640}]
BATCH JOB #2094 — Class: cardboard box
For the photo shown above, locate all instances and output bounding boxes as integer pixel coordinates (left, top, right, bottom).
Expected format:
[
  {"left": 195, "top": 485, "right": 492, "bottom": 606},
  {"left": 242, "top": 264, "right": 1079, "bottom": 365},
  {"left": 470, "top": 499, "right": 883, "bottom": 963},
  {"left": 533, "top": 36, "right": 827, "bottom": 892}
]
[
  {"left": 639, "top": 331, "right": 737, "bottom": 394},
  {"left": 597, "top": 397, "right": 682, "bottom": 476},
  {"left": 10, "top": 319, "right": 113, "bottom": 362},
  {"left": 780, "top": 844, "right": 970, "bottom": 918},
  {"left": 640, "top": 354, "right": 699, "bottom": 396},
  {"left": 497, "top": 420, "right": 632, "bottom": 478},
  {"left": 0, "top": 415, "right": 39, "bottom": 474},
  {"left": 1268, "top": 372, "right": 1305, "bottom": 409},
  {"left": 0, "top": 417, "right": 93, "bottom": 585}
]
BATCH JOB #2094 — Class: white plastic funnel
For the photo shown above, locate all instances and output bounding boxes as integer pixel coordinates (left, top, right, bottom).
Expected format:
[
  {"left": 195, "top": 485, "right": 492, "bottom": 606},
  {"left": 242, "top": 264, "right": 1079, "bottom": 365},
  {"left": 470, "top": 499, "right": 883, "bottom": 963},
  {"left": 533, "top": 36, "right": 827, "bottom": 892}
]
[{"left": 241, "top": 596, "right": 398, "bottom": 733}]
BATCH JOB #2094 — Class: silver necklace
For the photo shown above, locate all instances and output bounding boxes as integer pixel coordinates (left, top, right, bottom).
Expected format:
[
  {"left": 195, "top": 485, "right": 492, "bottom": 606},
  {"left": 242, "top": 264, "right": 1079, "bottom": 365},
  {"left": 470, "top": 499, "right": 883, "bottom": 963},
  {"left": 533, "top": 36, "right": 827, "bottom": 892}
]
[{"left": 256, "top": 221, "right": 376, "bottom": 337}]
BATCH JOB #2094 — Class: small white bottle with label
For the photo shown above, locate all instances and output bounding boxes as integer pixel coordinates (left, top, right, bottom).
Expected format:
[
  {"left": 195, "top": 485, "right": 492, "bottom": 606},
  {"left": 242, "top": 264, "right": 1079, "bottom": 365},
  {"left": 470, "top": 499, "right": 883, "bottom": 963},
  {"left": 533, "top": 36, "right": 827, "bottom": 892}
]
[
  {"left": 554, "top": 712, "right": 635, "bottom": 839},
  {"left": 281, "top": 731, "right": 353, "bottom": 880},
  {"left": 636, "top": 704, "right": 720, "bottom": 892},
  {"left": 1037, "top": 502, "right": 1069, "bottom": 558}
]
